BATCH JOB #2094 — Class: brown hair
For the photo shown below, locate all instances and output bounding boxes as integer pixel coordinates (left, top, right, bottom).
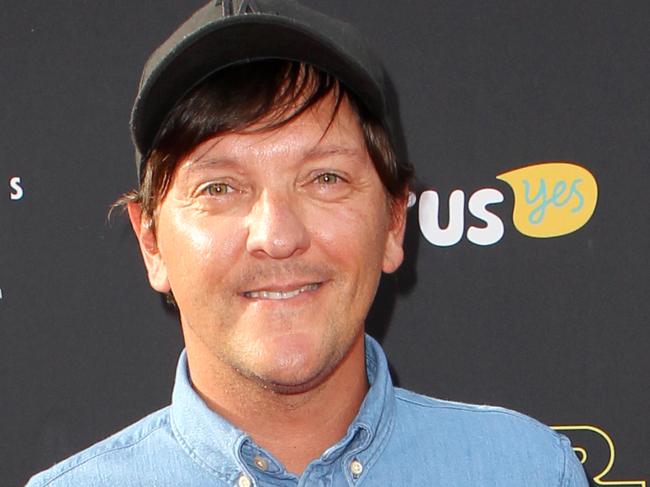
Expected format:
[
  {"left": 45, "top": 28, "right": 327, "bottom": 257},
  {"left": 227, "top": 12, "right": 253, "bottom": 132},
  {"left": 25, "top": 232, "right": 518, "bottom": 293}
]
[{"left": 115, "top": 60, "right": 412, "bottom": 222}]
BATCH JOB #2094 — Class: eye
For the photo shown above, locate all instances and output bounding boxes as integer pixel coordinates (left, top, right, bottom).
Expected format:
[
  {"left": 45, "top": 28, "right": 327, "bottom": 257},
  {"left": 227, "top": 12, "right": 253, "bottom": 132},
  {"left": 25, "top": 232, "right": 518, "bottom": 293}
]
[
  {"left": 315, "top": 173, "right": 341, "bottom": 185},
  {"left": 204, "top": 182, "right": 234, "bottom": 196}
]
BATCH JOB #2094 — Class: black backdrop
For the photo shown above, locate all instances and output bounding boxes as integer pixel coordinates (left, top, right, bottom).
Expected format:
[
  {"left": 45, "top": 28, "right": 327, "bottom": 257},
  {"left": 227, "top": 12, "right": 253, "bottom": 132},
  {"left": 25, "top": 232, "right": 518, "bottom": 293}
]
[{"left": 2, "top": 1, "right": 648, "bottom": 485}]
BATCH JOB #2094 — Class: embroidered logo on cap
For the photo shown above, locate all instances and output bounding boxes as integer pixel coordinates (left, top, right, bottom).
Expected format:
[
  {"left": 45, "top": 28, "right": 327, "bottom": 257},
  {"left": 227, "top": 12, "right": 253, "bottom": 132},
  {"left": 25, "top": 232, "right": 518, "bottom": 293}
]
[{"left": 218, "top": 0, "right": 260, "bottom": 16}]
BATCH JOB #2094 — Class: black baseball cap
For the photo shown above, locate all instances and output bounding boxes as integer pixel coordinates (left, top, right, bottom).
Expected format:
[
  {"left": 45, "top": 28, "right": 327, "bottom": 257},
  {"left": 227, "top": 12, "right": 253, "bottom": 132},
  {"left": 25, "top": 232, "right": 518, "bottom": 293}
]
[{"left": 130, "top": 0, "right": 394, "bottom": 180}]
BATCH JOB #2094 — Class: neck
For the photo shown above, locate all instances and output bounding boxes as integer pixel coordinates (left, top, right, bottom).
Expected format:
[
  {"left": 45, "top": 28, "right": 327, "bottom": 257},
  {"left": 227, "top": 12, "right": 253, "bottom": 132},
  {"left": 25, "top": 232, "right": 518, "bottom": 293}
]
[{"left": 186, "top": 334, "right": 368, "bottom": 475}]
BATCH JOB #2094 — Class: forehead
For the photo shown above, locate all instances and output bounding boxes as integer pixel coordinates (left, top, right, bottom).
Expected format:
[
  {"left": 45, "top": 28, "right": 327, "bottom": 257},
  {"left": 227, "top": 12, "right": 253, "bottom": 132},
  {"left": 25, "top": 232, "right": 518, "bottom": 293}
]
[{"left": 176, "top": 94, "right": 369, "bottom": 173}]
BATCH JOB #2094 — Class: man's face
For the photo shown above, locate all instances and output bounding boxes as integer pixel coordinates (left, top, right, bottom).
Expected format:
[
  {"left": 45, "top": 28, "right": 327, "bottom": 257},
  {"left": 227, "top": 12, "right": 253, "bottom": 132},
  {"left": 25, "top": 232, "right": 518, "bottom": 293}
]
[{"left": 131, "top": 95, "right": 406, "bottom": 392}]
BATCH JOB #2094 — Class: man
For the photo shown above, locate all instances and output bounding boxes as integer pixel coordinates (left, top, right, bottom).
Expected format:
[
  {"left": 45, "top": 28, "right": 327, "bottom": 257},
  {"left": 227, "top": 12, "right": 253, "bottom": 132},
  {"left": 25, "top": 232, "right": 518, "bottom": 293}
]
[{"left": 28, "top": 1, "right": 588, "bottom": 485}]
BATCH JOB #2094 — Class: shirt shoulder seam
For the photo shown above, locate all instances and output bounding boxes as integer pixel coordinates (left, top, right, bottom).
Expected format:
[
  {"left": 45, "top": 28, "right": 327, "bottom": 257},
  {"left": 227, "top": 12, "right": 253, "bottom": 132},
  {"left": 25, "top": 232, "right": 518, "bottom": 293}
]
[
  {"left": 394, "top": 389, "right": 563, "bottom": 437},
  {"left": 558, "top": 434, "right": 572, "bottom": 487},
  {"left": 35, "top": 411, "right": 170, "bottom": 486}
]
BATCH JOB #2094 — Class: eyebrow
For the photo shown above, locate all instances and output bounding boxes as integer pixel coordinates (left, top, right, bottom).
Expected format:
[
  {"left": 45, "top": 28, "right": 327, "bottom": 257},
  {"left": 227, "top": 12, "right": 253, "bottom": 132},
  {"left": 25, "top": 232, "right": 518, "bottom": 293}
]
[
  {"left": 183, "top": 156, "right": 239, "bottom": 173},
  {"left": 303, "top": 145, "right": 365, "bottom": 162}
]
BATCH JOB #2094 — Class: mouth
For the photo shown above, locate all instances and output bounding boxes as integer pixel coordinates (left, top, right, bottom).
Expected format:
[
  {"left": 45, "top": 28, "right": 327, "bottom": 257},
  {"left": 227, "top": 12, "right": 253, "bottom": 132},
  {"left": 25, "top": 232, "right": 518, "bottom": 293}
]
[{"left": 242, "top": 283, "right": 321, "bottom": 300}]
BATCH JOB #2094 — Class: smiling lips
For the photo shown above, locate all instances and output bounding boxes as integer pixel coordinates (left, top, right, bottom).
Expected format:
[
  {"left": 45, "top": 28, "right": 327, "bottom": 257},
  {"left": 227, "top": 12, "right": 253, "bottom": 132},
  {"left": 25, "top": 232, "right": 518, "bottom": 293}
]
[{"left": 243, "top": 283, "right": 321, "bottom": 300}]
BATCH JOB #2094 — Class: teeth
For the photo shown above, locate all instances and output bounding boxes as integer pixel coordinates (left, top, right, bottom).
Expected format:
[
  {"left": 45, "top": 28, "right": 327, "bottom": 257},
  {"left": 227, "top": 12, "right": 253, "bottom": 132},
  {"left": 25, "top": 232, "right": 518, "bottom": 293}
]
[{"left": 245, "top": 283, "right": 319, "bottom": 300}]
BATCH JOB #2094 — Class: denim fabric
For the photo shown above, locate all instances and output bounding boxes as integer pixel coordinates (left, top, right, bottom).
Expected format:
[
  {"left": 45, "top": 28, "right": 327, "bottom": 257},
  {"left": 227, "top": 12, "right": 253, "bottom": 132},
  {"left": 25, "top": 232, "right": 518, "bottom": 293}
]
[{"left": 27, "top": 336, "right": 588, "bottom": 486}]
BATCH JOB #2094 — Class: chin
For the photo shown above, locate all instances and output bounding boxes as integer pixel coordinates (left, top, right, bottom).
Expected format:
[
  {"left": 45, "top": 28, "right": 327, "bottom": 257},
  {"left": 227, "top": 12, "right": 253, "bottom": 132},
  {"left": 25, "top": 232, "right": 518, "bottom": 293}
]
[{"left": 250, "top": 336, "right": 339, "bottom": 394}]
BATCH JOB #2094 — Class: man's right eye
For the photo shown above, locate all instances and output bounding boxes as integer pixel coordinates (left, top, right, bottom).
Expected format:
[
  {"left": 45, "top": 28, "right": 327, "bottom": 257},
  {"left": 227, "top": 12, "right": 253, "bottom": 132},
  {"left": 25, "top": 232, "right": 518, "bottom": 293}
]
[{"left": 315, "top": 173, "right": 340, "bottom": 185}]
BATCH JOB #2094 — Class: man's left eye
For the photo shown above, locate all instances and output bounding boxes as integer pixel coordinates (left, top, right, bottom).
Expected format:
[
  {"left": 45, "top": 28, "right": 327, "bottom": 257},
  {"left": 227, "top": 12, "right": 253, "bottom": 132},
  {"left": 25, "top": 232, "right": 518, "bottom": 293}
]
[
  {"left": 205, "top": 182, "right": 233, "bottom": 195},
  {"left": 315, "top": 173, "right": 340, "bottom": 185}
]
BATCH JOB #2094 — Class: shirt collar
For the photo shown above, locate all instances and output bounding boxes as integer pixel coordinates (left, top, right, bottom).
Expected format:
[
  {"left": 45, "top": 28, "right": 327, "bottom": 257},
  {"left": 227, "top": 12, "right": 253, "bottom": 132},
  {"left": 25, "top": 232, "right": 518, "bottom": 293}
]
[{"left": 170, "top": 334, "right": 395, "bottom": 481}]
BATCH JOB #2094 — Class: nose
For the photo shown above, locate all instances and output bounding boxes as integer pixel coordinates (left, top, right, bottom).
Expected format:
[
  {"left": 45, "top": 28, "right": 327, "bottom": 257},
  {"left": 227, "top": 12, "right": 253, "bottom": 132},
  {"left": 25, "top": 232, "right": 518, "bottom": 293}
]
[{"left": 245, "top": 190, "right": 310, "bottom": 259}]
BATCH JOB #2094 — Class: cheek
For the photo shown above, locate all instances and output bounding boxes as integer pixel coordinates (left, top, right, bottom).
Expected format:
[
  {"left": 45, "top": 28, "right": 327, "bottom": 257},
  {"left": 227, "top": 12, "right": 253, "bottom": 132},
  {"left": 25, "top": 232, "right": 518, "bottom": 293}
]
[
  {"left": 157, "top": 212, "right": 246, "bottom": 283},
  {"left": 308, "top": 200, "right": 390, "bottom": 269}
]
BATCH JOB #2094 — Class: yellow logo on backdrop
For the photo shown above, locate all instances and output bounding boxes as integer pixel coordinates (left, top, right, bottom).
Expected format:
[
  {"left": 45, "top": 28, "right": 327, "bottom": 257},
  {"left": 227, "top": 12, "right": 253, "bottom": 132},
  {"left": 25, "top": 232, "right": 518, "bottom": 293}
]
[
  {"left": 497, "top": 162, "right": 598, "bottom": 238},
  {"left": 552, "top": 424, "right": 646, "bottom": 487},
  {"left": 416, "top": 160, "right": 598, "bottom": 246}
]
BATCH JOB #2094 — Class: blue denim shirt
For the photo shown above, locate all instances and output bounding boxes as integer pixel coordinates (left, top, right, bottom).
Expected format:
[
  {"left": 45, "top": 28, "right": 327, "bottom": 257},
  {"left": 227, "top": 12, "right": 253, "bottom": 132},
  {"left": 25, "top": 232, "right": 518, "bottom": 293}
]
[{"left": 27, "top": 336, "right": 588, "bottom": 486}]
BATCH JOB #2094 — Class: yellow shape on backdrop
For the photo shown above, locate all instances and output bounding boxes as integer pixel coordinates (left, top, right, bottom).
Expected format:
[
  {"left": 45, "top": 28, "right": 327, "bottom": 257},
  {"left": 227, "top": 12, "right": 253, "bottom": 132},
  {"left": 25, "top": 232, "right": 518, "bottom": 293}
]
[
  {"left": 497, "top": 162, "right": 598, "bottom": 238},
  {"left": 552, "top": 424, "right": 646, "bottom": 487}
]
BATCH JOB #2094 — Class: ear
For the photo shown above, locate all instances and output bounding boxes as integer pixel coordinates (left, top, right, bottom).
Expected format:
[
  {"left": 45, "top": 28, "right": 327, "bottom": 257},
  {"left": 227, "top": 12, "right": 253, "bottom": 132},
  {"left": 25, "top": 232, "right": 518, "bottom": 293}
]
[
  {"left": 127, "top": 202, "right": 171, "bottom": 293},
  {"left": 382, "top": 195, "right": 408, "bottom": 274}
]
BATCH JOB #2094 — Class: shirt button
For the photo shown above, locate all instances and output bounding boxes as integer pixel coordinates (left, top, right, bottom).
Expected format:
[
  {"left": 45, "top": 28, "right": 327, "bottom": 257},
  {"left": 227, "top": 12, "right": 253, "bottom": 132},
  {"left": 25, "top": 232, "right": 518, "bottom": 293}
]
[
  {"left": 253, "top": 455, "right": 269, "bottom": 471},
  {"left": 237, "top": 474, "right": 252, "bottom": 487},
  {"left": 349, "top": 459, "right": 363, "bottom": 478}
]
